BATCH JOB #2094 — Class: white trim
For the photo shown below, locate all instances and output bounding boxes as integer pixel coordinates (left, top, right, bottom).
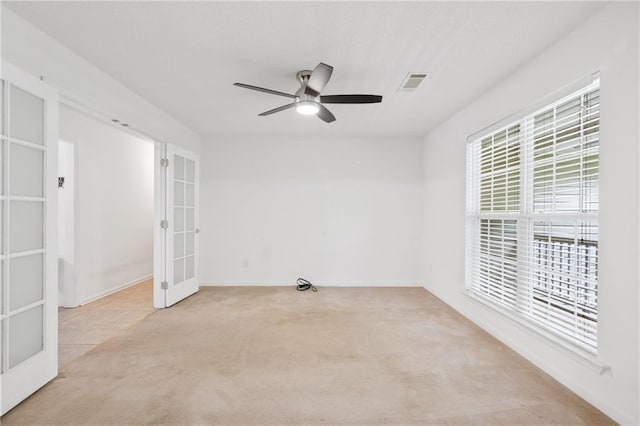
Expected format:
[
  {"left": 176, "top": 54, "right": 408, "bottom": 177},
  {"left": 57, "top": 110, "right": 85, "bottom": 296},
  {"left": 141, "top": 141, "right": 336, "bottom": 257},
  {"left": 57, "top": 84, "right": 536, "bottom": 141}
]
[
  {"left": 465, "top": 290, "right": 607, "bottom": 372},
  {"left": 1, "top": 249, "right": 46, "bottom": 260},
  {"left": 69, "top": 139, "right": 80, "bottom": 308},
  {"left": 5, "top": 137, "right": 47, "bottom": 151},
  {"left": 438, "top": 287, "right": 632, "bottom": 425},
  {"left": 201, "top": 281, "right": 424, "bottom": 287},
  {"left": 0, "top": 300, "right": 45, "bottom": 320},
  {"left": 59, "top": 93, "right": 155, "bottom": 145},
  {"left": 58, "top": 99, "right": 159, "bottom": 309},
  {"left": 468, "top": 72, "right": 599, "bottom": 143},
  {"left": 153, "top": 142, "right": 167, "bottom": 309},
  {"left": 79, "top": 274, "right": 152, "bottom": 306}
]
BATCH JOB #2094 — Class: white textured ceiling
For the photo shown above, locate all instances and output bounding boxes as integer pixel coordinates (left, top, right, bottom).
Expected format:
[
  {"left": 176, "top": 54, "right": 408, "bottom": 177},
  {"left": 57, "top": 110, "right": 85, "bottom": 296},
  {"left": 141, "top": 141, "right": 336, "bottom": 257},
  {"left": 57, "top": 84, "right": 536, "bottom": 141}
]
[{"left": 5, "top": 1, "right": 605, "bottom": 137}]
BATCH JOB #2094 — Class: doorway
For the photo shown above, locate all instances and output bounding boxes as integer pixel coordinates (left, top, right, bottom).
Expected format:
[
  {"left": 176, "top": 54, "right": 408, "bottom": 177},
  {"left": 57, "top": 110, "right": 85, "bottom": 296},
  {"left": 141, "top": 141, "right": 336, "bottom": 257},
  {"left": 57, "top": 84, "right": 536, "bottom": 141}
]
[
  {"left": 56, "top": 104, "right": 156, "bottom": 368},
  {"left": 58, "top": 104, "right": 155, "bottom": 305},
  {"left": 1, "top": 62, "right": 201, "bottom": 416}
]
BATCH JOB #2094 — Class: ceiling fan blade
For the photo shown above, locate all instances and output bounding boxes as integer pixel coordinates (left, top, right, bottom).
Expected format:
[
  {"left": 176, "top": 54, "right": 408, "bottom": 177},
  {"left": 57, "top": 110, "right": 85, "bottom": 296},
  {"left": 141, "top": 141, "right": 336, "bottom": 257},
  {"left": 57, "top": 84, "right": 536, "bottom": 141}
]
[
  {"left": 320, "top": 94, "right": 383, "bottom": 104},
  {"left": 234, "top": 82, "right": 295, "bottom": 99},
  {"left": 317, "top": 104, "right": 336, "bottom": 123},
  {"left": 258, "top": 103, "right": 297, "bottom": 116},
  {"left": 305, "top": 62, "right": 333, "bottom": 97}
]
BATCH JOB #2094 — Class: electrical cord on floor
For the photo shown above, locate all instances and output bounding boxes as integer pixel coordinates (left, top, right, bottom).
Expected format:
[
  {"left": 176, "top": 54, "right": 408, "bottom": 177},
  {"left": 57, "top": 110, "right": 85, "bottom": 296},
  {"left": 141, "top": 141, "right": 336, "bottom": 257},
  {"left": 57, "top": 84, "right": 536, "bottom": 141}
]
[{"left": 296, "top": 277, "right": 318, "bottom": 292}]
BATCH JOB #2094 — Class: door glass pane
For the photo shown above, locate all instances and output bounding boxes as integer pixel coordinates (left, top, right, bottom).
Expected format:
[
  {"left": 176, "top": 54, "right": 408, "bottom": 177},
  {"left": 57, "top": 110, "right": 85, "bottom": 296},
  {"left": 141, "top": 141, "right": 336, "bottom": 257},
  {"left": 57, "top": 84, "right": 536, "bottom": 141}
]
[
  {"left": 9, "top": 85, "right": 44, "bottom": 145},
  {"left": 174, "top": 207, "right": 184, "bottom": 232},
  {"left": 174, "top": 233, "right": 184, "bottom": 259},
  {"left": 174, "top": 258, "right": 184, "bottom": 285},
  {"left": 185, "top": 208, "right": 194, "bottom": 231},
  {"left": 10, "top": 201, "right": 44, "bottom": 252},
  {"left": 9, "top": 254, "right": 43, "bottom": 311},
  {"left": 186, "top": 159, "right": 195, "bottom": 183},
  {"left": 185, "top": 255, "right": 195, "bottom": 280},
  {"left": 1, "top": 140, "right": 5, "bottom": 195},
  {"left": 185, "top": 232, "right": 194, "bottom": 256},
  {"left": 0, "top": 319, "right": 4, "bottom": 373},
  {"left": 185, "top": 183, "right": 194, "bottom": 207},
  {"left": 0, "top": 261, "right": 3, "bottom": 315},
  {"left": 0, "top": 200, "right": 3, "bottom": 255},
  {"left": 1, "top": 80, "right": 5, "bottom": 136},
  {"left": 174, "top": 181, "right": 184, "bottom": 206},
  {"left": 10, "top": 143, "right": 43, "bottom": 197},
  {"left": 9, "top": 304, "right": 43, "bottom": 368},
  {"left": 174, "top": 155, "right": 184, "bottom": 181}
]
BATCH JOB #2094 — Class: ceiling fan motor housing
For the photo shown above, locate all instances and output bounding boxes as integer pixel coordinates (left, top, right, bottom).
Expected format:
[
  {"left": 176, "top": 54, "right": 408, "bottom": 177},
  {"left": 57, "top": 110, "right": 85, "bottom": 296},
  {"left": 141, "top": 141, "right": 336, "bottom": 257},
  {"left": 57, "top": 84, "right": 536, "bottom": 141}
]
[{"left": 295, "top": 70, "right": 317, "bottom": 102}]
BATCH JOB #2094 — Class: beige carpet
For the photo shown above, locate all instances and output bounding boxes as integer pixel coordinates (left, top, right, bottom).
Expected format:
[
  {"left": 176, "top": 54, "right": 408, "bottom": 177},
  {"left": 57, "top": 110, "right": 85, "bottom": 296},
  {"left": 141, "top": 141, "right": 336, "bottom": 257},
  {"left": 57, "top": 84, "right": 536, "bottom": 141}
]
[
  {"left": 58, "top": 280, "right": 155, "bottom": 369},
  {"left": 3, "top": 286, "right": 612, "bottom": 425}
]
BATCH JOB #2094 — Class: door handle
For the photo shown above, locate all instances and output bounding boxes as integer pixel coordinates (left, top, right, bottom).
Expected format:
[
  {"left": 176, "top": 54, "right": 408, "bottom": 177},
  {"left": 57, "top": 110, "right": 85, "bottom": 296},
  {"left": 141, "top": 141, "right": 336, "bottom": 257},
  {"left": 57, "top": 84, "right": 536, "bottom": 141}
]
[{"left": 195, "top": 228, "right": 200, "bottom": 234}]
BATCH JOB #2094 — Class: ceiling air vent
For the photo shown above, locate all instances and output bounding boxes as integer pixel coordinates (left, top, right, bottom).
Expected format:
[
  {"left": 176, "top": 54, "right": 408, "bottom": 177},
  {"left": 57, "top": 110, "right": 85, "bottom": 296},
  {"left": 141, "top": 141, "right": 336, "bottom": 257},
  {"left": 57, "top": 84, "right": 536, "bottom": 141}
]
[{"left": 398, "top": 73, "right": 429, "bottom": 91}]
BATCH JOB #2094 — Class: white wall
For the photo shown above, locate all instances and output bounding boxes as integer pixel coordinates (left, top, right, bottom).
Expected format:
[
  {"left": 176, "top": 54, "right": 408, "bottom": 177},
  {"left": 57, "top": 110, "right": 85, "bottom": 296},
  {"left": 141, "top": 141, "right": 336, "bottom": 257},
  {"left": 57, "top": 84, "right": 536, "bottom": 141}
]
[
  {"left": 60, "top": 105, "right": 155, "bottom": 304},
  {"left": 422, "top": 3, "right": 639, "bottom": 424},
  {"left": 57, "top": 140, "right": 75, "bottom": 306},
  {"left": 1, "top": 6, "right": 201, "bottom": 153},
  {"left": 200, "top": 135, "right": 424, "bottom": 286}
]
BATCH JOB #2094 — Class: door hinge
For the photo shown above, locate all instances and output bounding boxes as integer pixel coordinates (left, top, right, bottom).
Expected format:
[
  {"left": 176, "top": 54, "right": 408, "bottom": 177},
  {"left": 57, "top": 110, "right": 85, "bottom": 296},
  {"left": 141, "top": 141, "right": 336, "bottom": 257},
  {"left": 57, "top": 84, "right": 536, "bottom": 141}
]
[
  {"left": 160, "top": 158, "right": 169, "bottom": 167},
  {"left": 161, "top": 281, "right": 168, "bottom": 290},
  {"left": 160, "top": 220, "right": 169, "bottom": 229}
]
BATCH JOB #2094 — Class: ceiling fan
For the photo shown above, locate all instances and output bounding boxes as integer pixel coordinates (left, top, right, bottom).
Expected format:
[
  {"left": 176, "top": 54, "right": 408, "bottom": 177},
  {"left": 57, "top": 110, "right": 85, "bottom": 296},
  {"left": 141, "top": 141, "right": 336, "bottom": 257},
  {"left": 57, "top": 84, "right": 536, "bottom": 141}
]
[{"left": 233, "top": 62, "right": 382, "bottom": 123}]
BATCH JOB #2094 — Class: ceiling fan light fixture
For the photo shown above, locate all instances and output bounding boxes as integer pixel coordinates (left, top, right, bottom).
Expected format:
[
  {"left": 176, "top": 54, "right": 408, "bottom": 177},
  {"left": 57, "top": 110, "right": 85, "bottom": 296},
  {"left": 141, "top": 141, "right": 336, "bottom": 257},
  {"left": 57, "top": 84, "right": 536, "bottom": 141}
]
[
  {"left": 296, "top": 100, "right": 320, "bottom": 115},
  {"left": 234, "top": 62, "right": 382, "bottom": 123}
]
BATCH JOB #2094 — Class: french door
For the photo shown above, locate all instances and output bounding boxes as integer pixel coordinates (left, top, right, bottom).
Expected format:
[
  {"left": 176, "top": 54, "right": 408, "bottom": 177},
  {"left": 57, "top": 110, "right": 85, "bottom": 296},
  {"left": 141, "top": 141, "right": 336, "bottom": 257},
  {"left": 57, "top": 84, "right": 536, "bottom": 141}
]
[
  {"left": 0, "top": 62, "right": 58, "bottom": 414},
  {"left": 154, "top": 143, "right": 199, "bottom": 308}
]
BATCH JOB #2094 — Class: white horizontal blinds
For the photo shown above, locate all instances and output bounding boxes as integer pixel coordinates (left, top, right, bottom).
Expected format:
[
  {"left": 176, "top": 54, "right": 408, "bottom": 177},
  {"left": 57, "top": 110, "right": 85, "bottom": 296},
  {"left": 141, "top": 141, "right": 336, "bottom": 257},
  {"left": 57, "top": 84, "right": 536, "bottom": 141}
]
[
  {"left": 466, "top": 79, "right": 600, "bottom": 352},
  {"left": 476, "top": 219, "right": 519, "bottom": 308},
  {"left": 467, "top": 123, "right": 521, "bottom": 309},
  {"left": 526, "top": 222, "right": 598, "bottom": 349},
  {"left": 528, "top": 85, "right": 600, "bottom": 213},
  {"left": 521, "top": 82, "right": 600, "bottom": 351},
  {"left": 479, "top": 125, "right": 521, "bottom": 212}
]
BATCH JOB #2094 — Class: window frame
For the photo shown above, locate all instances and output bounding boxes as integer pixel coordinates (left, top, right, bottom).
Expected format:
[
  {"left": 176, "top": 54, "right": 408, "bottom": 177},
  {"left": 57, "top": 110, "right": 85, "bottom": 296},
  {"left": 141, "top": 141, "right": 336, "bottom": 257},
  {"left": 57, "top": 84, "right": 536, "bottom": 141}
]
[{"left": 465, "top": 73, "right": 601, "bottom": 358}]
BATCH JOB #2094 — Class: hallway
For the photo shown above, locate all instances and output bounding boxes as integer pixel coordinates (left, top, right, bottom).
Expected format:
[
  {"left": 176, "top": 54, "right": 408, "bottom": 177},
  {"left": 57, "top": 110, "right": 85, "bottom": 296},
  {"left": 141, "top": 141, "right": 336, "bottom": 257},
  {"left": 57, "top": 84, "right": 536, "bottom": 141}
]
[{"left": 58, "top": 280, "right": 154, "bottom": 369}]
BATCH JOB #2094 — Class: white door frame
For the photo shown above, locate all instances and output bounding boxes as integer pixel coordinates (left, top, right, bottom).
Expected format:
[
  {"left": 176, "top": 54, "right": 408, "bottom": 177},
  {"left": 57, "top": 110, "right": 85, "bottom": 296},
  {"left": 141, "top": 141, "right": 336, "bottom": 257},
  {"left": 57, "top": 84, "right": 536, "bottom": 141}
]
[
  {"left": 57, "top": 100, "right": 160, "bottom": 308},
  {"left": 153, "top": 142, "right": 167, "bottom": 308}
]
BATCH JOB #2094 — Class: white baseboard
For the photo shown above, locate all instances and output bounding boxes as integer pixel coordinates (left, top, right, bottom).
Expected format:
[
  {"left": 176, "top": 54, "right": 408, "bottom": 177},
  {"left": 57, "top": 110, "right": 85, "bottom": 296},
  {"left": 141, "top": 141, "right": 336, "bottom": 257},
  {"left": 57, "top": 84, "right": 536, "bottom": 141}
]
[
  {"left": 423, "top": 284, "right": 635, "bottom": 425},
  {"left": 80, "top": 274, "right": 153, "bottom": 305},
  {"left": 200, "top": 281, "right": 423, "bottom": 287}
]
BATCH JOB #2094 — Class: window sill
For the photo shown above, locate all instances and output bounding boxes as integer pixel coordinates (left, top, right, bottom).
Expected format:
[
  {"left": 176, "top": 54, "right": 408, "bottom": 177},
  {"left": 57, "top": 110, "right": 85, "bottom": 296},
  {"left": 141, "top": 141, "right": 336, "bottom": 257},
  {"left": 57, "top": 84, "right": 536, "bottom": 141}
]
[{"left": 464, "top": 290, "right": 610, "bottom": 375}]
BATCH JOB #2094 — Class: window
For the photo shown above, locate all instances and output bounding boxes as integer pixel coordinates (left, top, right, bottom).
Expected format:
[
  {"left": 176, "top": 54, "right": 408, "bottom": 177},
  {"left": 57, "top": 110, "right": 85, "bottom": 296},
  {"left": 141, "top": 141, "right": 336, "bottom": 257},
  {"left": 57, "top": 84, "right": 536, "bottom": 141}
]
[{"left": 466, "top": 79, "right": 600, "bottom": 353}]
